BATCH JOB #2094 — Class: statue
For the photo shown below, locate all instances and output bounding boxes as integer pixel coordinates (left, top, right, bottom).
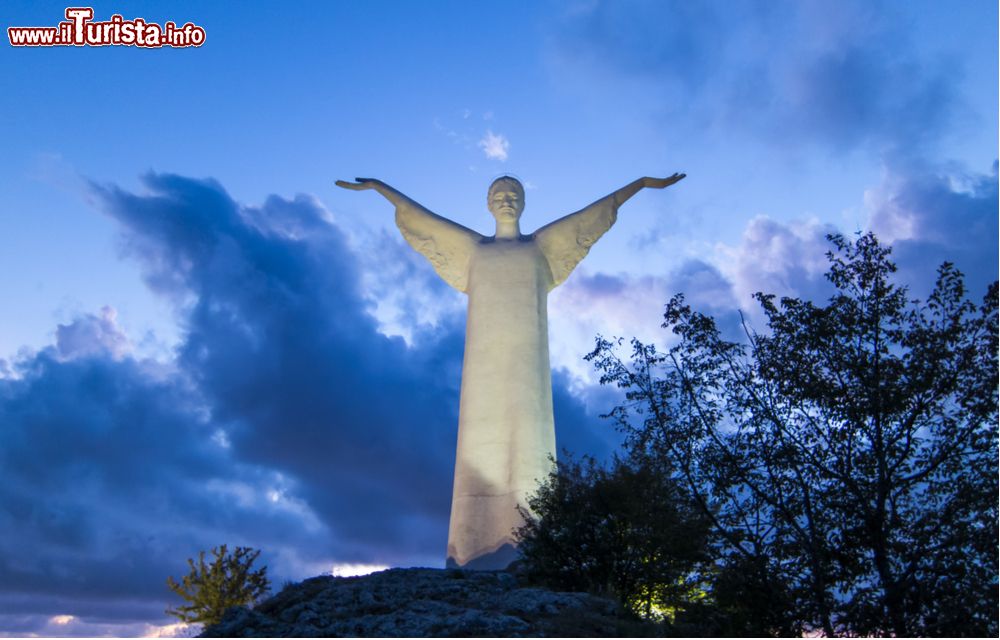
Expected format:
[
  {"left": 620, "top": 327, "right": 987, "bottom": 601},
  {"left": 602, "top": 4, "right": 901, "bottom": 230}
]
[{"left": 336, "top": 172, "right": 685, "bottom": 569}]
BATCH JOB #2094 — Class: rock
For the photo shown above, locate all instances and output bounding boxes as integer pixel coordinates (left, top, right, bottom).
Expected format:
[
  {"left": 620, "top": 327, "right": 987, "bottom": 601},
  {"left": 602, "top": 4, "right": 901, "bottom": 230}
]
[{"left": 201, "top": 568, "right": 651, "bottom": 637}]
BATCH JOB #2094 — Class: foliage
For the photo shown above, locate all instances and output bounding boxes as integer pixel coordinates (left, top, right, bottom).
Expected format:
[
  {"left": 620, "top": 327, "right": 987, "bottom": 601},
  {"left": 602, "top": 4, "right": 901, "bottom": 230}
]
[
  {"left": 586, "top": 232, "right": 998, "bottom": 636},
  {"left": 514, "top": 454, "right": 711, "bottom": 621},
  {"left": 166, "top": 545, "right": 271, "bottom": 626}
]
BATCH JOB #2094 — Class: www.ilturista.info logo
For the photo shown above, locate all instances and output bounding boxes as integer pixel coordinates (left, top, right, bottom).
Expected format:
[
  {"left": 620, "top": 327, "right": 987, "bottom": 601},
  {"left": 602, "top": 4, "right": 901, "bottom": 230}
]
[{"left": 8, "top": 7, "right": 205, "bottom": 48}]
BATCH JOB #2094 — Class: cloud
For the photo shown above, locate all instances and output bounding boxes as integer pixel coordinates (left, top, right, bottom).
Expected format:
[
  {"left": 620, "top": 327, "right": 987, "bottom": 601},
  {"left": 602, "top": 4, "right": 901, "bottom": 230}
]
[
  {"left": 866, "top": 160, "right": 998, "bottom": 297},
  {"left": 357, "top": 228, "right": 466, "bottom": 346},
  {"left": 88, "top": 172, "right": 464, "bottom": 560},
  {"left": 55, "top": 306, "right": 131, "bottom": 361},
  {"left": 0, "top": 172, "right": 615, "bottom": 634},
  {"left": 717, "top": 215, "right": 839, "bottom": 310},
  {"left": 0, "top": 612, "right": 190, "bottom": 638},
  {"left": 0, "top": 339, "right": 320, "bottom": 634},
  {"left": 478, "top": 130, "right": 510, "bottom": 161},
  {"left": 678, "top": 159, "right": 999, "bottom": 325},
  {"left": 550, "top": 0, "right": 963, "bottom": 155},
  {"left": 548, "top": 271, "right": 670, "bottom": 384},
  {"left": 548, "top": 259, "right": 740, "bottom": 385}
]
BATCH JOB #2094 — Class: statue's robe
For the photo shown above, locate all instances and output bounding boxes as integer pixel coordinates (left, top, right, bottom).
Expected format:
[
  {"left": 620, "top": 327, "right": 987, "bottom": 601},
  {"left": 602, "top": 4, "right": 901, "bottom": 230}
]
[{"left": 393, "top": 194, "right": 620, "bottom": 569}]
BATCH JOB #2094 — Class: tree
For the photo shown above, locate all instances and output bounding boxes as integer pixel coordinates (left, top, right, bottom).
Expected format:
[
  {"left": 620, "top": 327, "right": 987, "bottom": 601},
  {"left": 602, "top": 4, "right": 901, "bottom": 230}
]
[
  {"left": 166, "top": 545, "right": 271, "bottom": 626},
  {"left": 514, "top": 454, "right": 710, "bottom": 621},
  {"left": 587, "top": 232, "right": 998, "bottom": 636}
]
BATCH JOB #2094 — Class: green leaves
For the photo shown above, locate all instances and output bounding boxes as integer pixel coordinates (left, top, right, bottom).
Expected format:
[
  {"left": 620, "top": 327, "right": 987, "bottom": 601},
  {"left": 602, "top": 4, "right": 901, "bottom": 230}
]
[{"left": 166, "top": 544, "right": 271, "bottom": 626}]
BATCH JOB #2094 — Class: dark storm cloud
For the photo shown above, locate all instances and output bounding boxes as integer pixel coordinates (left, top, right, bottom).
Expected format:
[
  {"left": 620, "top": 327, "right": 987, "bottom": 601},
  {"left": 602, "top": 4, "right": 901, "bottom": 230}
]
[
  {"left": 554, "top": 0, "right": 959, "bottom": 153},
  {"left": 89, "top": 172, "right": 464, "bottom": 559},
  {"left": 0, "top": 314, "right": 326, "bottom": 629}
]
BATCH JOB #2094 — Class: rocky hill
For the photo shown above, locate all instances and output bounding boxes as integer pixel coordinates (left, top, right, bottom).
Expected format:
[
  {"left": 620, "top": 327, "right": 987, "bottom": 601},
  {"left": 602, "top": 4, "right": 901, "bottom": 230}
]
[{"left": 201, "top": 567, "right": 655, "bottom": 637}]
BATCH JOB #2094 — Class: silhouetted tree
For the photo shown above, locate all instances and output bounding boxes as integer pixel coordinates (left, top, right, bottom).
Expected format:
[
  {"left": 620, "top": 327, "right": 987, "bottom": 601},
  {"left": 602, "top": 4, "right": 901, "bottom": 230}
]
[
  {"left": 587, "top": 232, "right": 998, "bottom": 636},
  {"left": 515, "top": 454, "right": 710, "bottom": 621},
  {"left": 166, "top": 544, "right": 271, "bottom": 627}
]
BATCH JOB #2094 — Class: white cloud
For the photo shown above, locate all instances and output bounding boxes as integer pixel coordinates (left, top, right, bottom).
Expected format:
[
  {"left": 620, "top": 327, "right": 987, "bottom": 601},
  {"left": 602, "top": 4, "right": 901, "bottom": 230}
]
[
  {"left": 55, "top": 305, "right": 132, "bottom": 361},
  {"left": 478, "top": 130, "right": 510, "bottom": 161},
  {"left": 331, "top": 563, "right": 389, "bottom": 577},
  {"left": 5, "top": 614, "right": 194, "bottom": 638},
  {"left": 548, "top": 271, "right": 672, "bottom": 385},
  {"left": 358, "top": 229, "right": 466, "bottom": 346},
  {"left": 143, "top": 621, "right": 192, "bottom": 638},
  {"left": 547, "top": 258, "right": 740, "bottom": 386},
  {"left": 714, "top": 215, "right": 836, "bottom": 310},
  {"left": 212, "top": 428, "right": 231, "bottom": 449}
]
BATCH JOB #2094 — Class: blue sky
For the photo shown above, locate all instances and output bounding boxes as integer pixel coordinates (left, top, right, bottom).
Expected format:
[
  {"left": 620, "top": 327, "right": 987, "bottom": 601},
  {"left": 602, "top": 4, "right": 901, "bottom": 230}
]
[{"left": 0, "top": 0, "right": 996, "bottom": 635}]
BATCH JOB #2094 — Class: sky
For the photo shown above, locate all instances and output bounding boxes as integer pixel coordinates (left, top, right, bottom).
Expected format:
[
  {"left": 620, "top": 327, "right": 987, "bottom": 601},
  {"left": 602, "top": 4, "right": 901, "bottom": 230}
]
[{"left": 0, "top": 0, "right": 996, "bottom": 635}]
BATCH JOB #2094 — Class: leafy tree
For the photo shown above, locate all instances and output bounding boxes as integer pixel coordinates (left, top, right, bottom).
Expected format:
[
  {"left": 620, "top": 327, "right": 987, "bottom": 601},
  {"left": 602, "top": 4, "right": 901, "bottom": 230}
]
[
  {"left": 514, "top": 454, "right": 711, "bottom": 621},
  {"left": 587, "top": 232, "right": 998, "bottom": 636},
  {"left": 166, "top": 544, "right": 271, "bottom": 626}
]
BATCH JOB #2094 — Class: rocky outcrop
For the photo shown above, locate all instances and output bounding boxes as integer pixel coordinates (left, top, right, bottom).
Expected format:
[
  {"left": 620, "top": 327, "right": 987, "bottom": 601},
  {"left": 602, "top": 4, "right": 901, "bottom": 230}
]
[{"left": 201, "top": 568, "right": 651, "bottom": 637}]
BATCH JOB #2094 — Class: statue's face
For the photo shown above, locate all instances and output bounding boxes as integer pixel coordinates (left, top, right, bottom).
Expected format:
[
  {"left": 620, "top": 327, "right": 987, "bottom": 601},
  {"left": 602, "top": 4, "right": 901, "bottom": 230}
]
[{"left": 487, "top": 178, "right": 525, "bottom": 221}]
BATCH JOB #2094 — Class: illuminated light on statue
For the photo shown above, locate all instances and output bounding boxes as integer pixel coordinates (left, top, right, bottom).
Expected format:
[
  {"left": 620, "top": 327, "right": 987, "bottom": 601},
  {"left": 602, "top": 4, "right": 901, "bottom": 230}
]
[{"left": 337, "top": 172, "right": 685, "bottom": 569}]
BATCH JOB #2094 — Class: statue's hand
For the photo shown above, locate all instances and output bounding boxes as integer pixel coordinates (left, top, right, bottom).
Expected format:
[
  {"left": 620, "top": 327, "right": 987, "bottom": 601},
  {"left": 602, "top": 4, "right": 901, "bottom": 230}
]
[
  {"left": 335, "top": 177, "right": 383, "bottom": 191},
  {"left": 642, "top": 173, "right": 686, "bottom": 189}
]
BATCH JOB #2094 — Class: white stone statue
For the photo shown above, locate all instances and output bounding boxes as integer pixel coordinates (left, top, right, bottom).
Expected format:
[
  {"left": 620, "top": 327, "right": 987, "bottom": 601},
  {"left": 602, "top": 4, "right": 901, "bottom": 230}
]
[{"left": 337, "top": 172, "right": 685, "bottom": 569}]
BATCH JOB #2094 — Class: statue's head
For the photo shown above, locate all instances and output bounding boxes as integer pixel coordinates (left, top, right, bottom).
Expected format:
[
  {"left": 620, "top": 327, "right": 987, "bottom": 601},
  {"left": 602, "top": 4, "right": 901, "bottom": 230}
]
[{"left": 487, "top": 176, "right": 525, "bottom": 221}]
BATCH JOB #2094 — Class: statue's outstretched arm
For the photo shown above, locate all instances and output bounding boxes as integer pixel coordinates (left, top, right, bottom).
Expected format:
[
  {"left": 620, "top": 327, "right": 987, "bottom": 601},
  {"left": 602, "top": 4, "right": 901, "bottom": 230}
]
[
  {"left": 607, "top": 173, "right": 686, "bottom": 208},
  {"left": 534, "top": 173, "right": 685, "bottom": 289},
  {"left": 336, "top": 177, "right": 429, "bottom": 211},
  {"left": 336, "top": 178, "right": 484, "bottom": 293}
]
